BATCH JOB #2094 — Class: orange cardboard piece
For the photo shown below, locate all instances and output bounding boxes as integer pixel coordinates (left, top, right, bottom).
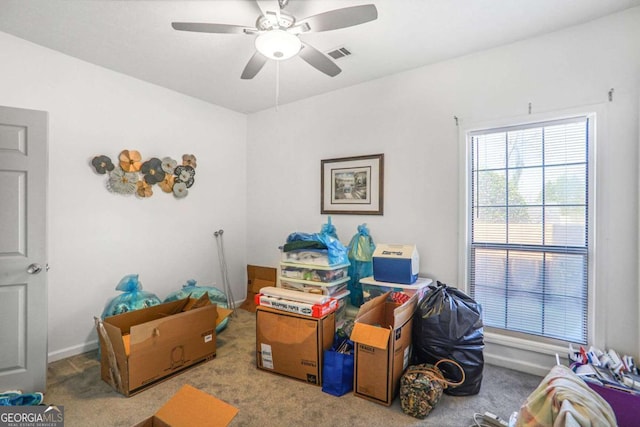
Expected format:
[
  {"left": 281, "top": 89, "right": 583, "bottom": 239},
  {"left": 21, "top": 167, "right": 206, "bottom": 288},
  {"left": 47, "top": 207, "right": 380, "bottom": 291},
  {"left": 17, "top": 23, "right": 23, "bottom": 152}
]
[
  {"left": 132, "top": 384, "right": 238, "bottom": 427},
  {"left": 122, "top": 334, "right": 131, "bottom": 356}
]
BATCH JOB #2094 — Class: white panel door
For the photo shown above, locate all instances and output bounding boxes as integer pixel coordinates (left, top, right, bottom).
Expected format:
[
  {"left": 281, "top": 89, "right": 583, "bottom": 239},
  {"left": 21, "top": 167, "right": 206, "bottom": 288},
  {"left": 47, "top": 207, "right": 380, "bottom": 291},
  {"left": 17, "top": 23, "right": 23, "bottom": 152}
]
[{"left": 0, "top": 105, "right": 48, "bottom": 393}]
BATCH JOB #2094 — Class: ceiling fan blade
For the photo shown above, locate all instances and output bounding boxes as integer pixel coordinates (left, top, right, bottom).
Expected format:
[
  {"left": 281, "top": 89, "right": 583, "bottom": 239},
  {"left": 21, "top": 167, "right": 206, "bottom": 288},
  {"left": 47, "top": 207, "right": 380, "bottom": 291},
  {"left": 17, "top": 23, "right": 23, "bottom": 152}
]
[
  {"left": 241, "top": 51, "right": 268, "bottom": 79},
  {"left": 298, "top": 4, "right": 377, "bottom": 32},
  {"left": 298, "top": 43, "right": 341, "bottom": 77},
  {"left": 171, "top": 22, "right": 251, "bottom": 34},
  {"left": 255, "top": 0, "right": 280, "bottom": 17}
]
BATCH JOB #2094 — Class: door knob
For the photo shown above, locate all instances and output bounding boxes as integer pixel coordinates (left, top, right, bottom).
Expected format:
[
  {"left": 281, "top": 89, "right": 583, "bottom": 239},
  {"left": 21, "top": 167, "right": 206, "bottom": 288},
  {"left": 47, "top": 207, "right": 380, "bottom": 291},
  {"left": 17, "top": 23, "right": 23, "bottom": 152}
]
[{"left": 27, "top": 263, "right": 42, "bottom": 274}]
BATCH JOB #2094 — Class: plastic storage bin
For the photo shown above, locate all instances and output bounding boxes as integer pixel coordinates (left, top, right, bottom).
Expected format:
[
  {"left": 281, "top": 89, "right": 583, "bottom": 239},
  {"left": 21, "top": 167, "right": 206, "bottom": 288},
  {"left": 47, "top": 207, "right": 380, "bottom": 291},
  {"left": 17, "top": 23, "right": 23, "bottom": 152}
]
[
  {"left": 281, "top": 249, "right": 331, "bottom": 266},
  {"left": 279, "top": 276, "right": 350, "bottom": 296},
  {"left": 280, "top": 262, "right": 349, "bottom": 283},
  {"left": 360, "top": 276, "right": 433, "bottom": 302},
  {"left": 332, "top": 289, "right": 351, "bottom": 330}
]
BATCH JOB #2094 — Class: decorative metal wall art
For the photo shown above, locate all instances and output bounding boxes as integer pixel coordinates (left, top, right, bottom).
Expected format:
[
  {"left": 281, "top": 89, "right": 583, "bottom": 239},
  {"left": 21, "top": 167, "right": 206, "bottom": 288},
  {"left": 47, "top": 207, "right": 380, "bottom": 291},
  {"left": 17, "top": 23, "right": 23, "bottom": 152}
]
[{"left": 91, "top": 150, "right": 197, "bottom": 199}]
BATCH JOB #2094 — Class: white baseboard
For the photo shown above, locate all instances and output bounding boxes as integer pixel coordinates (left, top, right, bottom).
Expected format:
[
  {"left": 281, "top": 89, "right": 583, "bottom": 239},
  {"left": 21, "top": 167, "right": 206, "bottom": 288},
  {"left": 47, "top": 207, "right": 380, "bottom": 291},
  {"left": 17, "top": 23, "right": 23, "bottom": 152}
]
[{"left": 48, "top": 340, "right": 99, "bottom": 363}]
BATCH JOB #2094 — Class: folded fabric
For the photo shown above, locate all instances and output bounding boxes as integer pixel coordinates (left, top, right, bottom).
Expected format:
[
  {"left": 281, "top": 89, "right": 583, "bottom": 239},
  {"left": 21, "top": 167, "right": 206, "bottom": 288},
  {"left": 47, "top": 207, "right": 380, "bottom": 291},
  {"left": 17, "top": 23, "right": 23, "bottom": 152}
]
[
  {"left": 515, "top": 365, "right": 617, "bottom": 427},
  {"left": 282, "top": 240, "right": 327, "bottom": 252}
]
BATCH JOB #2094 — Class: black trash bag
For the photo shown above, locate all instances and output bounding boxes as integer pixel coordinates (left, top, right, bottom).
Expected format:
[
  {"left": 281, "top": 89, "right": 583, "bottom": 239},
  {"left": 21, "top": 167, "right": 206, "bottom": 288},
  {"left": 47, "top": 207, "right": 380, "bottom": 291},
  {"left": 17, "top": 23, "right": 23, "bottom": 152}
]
[{"left": 412, "top": 281, "right": 484, "bottom": 396}]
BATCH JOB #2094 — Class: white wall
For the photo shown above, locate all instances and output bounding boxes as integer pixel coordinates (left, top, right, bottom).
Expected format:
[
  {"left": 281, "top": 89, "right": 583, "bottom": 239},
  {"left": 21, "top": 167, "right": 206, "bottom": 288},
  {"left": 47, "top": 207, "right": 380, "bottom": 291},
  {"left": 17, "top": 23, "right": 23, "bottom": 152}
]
[
  {"left": 247, "top": 8, "right": 640, "bottom": 373},
  {"left": 0, "top": 32, "right": 248, "bottom": 361}
]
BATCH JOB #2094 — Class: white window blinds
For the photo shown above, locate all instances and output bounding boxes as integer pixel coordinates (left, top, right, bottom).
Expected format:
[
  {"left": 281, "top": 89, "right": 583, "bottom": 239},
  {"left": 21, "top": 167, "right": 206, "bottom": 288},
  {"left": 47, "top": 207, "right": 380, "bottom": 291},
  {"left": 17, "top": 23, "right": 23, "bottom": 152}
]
[{"left": 469, "top": 116, "right": 589, "bottom": 344}]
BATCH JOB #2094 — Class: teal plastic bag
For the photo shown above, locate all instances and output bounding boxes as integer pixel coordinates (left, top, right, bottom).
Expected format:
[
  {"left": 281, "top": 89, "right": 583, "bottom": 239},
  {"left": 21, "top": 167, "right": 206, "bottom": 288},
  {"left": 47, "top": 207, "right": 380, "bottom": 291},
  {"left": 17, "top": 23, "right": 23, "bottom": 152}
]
[
  {"left": 347, "top": 224, "right": 375, "bottom": 306},
  {"left": 101, "top": 274, "right": 161, "bottom": 318},
  {"left": 164, "top": 279, "right": 229, "bottom": 333},
  {"left": 320, "top": 216, "right": 339, "bottom": 240}
]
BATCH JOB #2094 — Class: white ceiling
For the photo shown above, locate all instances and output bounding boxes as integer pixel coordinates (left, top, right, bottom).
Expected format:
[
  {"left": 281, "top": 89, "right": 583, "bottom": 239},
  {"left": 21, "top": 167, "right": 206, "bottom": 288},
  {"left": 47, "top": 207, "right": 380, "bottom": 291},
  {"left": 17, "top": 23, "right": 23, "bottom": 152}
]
[{"left": 1, "top": 0, "right": 639, "bottom": 114}]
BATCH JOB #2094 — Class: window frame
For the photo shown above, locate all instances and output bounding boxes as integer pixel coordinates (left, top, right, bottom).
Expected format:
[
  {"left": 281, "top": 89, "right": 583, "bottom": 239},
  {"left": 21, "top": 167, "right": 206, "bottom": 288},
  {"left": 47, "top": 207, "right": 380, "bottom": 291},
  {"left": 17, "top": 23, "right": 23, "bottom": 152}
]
[{"left": 458, "top": 107, "right": 602, "bottom": 356}]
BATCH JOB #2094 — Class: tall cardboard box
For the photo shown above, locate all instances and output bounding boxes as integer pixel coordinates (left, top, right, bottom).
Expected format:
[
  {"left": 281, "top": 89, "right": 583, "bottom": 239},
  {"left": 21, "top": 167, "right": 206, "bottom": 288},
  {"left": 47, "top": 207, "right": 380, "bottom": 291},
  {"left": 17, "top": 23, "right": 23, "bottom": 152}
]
[
  {"left": 256, "top": 306, "right": 334, "bottom": 386},
  {"left": 97, "top": 297, "right": 232, "bottom": 396},
  {"left": 350, "top": 292, "right": 418, "bottom": 405}
]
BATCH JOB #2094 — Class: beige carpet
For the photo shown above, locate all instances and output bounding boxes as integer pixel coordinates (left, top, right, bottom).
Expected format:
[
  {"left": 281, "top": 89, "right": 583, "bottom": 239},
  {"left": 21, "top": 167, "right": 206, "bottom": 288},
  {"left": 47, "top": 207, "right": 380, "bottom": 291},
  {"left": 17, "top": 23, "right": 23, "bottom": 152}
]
[{"left": 45, "top": 308, "right": 542, "bottom": 427}]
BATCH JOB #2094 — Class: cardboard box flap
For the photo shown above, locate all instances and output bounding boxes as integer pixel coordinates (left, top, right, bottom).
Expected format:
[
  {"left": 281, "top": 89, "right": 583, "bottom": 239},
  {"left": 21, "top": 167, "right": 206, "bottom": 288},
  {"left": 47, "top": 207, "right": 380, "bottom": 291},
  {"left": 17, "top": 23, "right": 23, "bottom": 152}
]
[
  {"left": 250, "top": 278, "right": 275, "bottom": 294},
  {"left": 350, "top": 322, "right": 391, "bottom": 350},
  {"left": 353, "top": 292, "right": 392, "bottom": 319},
  {"left": 248, "top": 264, "right": 277, "bottom": 281},
  {"left": 181, "top": 293, "right": 211, "bottom": 311},
  {"left": 105, "top": 299, "right": 188, "bottom": 332},
  {"left": 154, "top": 385, "right": 238, "bottom": 427},
  {"left": 216, "top": 307, "right": 233, "bottom": 326}
]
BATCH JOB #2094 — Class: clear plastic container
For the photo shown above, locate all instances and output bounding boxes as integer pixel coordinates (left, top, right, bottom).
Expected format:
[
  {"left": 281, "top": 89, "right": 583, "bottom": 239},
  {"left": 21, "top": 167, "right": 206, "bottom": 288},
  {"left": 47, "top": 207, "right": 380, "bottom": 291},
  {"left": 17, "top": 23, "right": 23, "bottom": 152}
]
[
  {"left": 280, "top": 262, "right": 349, "bottom": 283},
  {"left": 360, "top": 276, "right": 433, "bottom": 302},
  {"left": 281, "top": 249, "right": 330, "bottom": 266},
  {"left": 278, "top": 276, "right": 350, "bottom": 296},
  {"left": 332, "top": 288, "right": 351, "bottom": 330}
]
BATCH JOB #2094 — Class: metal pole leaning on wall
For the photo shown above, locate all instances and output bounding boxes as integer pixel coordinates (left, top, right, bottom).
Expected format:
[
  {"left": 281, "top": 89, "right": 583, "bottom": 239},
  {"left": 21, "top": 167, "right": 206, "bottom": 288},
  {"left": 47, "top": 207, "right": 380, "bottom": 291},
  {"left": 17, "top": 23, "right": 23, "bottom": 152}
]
[{"left": 214, "top": 229, "right": 237, "bottom": 316}]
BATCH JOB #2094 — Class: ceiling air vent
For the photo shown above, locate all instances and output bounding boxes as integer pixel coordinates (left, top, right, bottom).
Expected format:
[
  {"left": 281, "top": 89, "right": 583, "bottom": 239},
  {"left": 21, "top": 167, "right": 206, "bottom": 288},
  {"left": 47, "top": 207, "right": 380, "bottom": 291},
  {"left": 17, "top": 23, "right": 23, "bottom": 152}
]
[{"left": 327, "top": 47, "right": 352, "bottom": 60}]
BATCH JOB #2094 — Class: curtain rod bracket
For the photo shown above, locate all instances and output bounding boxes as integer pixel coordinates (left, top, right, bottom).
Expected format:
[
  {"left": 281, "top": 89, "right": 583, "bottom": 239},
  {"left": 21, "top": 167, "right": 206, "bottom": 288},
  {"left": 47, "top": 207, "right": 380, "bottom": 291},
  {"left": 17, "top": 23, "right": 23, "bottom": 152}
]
[
  {"left": 454, "top": 116, "right": 459, "bottom": 126},
  {"left": 608, "top": 88, "right": 614, "bottom": 102}
]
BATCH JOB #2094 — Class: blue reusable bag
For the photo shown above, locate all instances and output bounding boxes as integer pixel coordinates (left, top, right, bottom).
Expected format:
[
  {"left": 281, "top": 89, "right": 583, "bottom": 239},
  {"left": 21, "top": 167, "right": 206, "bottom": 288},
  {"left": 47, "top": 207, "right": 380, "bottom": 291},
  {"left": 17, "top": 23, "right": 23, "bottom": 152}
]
[{"left": 322, "top": 338, "right": 354, "bottom": 397}]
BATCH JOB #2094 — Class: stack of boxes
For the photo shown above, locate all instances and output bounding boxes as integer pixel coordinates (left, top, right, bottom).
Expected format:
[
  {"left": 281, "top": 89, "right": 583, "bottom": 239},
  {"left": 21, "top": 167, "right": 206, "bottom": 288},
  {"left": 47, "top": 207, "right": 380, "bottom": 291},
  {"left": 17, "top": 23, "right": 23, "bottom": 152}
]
[
  {"left": 255, "top": 237, "right": 434, "bottom": 406},
  {"left": 255, "top": 242, "right": 351, "bottom": 387}
]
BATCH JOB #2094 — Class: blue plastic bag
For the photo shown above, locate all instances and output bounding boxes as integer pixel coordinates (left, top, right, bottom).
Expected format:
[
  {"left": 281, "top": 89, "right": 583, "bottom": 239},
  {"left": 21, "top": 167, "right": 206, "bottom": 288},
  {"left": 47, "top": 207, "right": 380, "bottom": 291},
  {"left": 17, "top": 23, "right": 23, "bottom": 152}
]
[
  {"left": 347, "top": 224, "right": 375, "bottom": 306},
  {"left": 320, "top": 216, "right": 339, "bottom": 240},
  {"left": 164, "top": 279, "right": 229, "bottom": 333},
  {"left": 101, "top": 274, "right": 161, "bottom": 319},
  {"left": 284, "top": 232, "right": 349, "bottom": 266}
]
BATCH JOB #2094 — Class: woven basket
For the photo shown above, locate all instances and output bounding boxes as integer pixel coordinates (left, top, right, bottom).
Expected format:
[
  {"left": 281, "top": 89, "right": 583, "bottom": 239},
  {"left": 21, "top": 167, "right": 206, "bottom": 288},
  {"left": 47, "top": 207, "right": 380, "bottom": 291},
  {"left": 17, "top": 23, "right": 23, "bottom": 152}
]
[{"left": 400, "top": 359, "right": 465, "bottom": 419}]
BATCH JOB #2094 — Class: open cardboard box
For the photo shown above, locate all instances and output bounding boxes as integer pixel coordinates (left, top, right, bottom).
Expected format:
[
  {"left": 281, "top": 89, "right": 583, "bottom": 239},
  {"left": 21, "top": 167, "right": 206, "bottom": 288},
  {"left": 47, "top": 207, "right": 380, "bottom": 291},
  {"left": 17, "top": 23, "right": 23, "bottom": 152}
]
[
  {"left": 350, "top": 291, "right": 418, "bottom": 405},
  {"left": 132, "top": 384, "right": 238, "bottom": 427},
  {"left": 97, "top": 295, "right": 233, "bottom": 397}
]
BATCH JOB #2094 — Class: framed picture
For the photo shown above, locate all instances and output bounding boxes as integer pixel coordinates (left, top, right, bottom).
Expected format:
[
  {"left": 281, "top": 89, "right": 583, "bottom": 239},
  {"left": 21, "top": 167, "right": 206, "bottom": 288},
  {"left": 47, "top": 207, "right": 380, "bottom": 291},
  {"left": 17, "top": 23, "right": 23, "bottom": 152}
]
[{"left": 321, "top": 154, "right": 384, "bottom": 215}]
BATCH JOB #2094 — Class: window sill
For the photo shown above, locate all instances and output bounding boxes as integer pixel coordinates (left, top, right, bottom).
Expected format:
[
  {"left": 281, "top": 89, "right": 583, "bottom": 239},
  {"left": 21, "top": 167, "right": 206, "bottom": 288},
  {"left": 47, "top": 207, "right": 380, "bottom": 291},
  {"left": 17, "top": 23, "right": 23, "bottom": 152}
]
[{"left": 484, "top": 331, "right": 569, "bottom": 377}]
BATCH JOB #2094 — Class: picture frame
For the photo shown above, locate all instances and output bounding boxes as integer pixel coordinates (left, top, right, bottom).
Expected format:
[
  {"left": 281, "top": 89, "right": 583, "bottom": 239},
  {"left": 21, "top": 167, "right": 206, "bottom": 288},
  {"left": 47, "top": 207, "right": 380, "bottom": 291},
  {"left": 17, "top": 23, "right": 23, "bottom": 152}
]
[{"left": 321, "top": 154, "right": 384, "bottom": 215}]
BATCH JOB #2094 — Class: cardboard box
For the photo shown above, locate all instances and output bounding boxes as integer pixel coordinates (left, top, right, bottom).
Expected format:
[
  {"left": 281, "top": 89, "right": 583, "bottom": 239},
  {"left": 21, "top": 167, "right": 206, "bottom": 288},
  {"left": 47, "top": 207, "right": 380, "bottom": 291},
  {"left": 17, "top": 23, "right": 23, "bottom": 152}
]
[
  {"left": 350, "top": 292, "right": 418, "bottom": 405},
  {"left": 241, "top": 265, "right": 277, "bottom": 312},
  {"left": 256, "top": 306, "right": 335, "bottom": 386},
  {"left": 98, "top": 296, "right": 232, "bottom": 397},
  {"left": 372, "top": 244, "right": 419, "bottom": 284},
  {"left": 132, "top": 384, "right": 238, "bottom": 427}
]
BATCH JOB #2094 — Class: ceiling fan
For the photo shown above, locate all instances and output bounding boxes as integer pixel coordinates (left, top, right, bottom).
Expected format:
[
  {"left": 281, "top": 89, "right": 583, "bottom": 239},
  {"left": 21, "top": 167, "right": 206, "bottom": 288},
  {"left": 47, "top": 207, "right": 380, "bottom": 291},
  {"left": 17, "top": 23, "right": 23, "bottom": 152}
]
[{"left": 171, "top": 0, "right": 378, "bottom": 79}]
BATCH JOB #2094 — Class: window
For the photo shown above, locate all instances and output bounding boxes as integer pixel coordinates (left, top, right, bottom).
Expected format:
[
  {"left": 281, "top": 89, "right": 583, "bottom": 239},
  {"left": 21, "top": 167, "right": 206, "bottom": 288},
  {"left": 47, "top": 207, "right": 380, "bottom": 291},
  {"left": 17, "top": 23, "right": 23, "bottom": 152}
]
[{"left": 468, "top": 116, "right": 590, "bottom": 344}]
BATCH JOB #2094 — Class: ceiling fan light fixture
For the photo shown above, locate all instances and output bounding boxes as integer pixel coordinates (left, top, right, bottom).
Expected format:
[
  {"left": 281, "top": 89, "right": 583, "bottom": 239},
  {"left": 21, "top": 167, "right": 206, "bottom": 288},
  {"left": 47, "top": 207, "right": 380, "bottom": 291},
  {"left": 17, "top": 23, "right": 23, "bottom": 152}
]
[{"left": 255, "top": 30, "right": 301, "bottom": 60}]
